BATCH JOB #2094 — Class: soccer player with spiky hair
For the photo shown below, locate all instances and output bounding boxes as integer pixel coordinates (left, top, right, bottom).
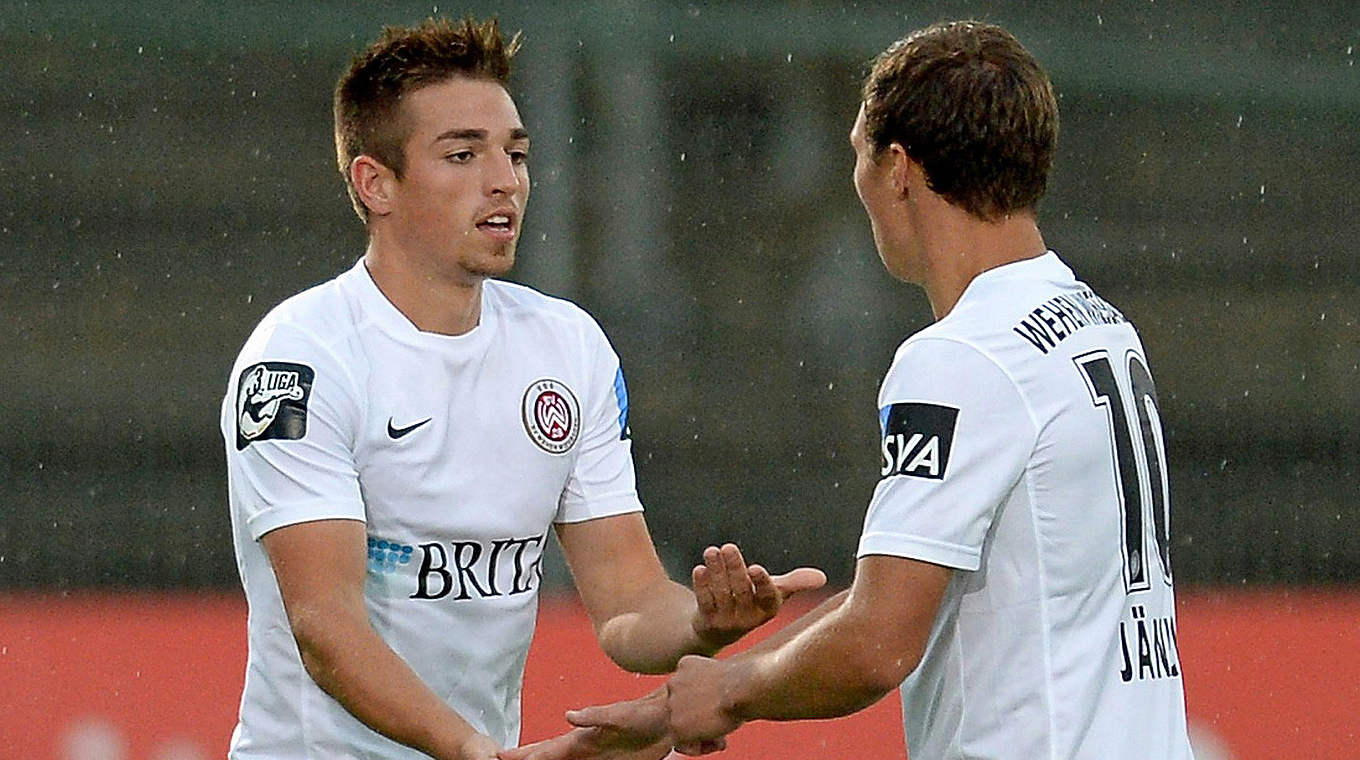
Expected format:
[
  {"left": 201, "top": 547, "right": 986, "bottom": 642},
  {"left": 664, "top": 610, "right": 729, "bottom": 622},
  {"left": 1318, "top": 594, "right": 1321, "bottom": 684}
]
[
  {"left": 508, "top": 20, "right": 1195, "bottom": 760},
  {"left": 221, "top": 18, "right": 824, "bottom": 760}
]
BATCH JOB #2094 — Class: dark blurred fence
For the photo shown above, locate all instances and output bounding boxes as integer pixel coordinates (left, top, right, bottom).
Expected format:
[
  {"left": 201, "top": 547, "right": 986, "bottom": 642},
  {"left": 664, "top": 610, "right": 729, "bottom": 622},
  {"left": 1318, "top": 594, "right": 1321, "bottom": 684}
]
[{"left": 2, "top": 0, "right": 1357, "bottom": 589}]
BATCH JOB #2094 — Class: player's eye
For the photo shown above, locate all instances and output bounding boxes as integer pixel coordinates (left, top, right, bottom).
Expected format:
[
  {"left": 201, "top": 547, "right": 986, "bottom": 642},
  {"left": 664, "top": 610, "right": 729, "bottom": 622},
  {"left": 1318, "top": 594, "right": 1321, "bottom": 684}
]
[
  {"left": 445, "top": 150, "right": 475, "bottom": 163},
  {"left": 508, "top": 149, "right": 529, "bottom": 165}
]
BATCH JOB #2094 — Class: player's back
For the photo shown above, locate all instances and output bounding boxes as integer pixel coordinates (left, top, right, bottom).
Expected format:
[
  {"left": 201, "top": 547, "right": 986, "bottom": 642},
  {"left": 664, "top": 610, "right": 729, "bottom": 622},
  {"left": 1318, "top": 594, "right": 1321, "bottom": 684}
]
[{"left": 884, "top": 252, "right": 1193, "bottom": 759}]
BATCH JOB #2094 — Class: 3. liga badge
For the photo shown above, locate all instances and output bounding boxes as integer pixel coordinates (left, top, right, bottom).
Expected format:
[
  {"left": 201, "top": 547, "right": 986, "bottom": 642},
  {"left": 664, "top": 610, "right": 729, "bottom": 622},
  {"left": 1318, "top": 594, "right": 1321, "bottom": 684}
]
[
  {"left": 236, "top": 361, "right": 314, "bottom": 450},
  {"left": 522, "top": 378, "right": 580, "bottom": 454}
]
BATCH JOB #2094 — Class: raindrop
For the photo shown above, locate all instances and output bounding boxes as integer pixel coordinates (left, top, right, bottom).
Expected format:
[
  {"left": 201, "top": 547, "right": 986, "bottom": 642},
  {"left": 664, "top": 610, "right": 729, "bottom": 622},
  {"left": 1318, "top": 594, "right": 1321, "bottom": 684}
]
[
  {"left": 1097, "top": 14, "right": 1103, "bottom": 24},
  {"left": 668, "top": 34, "right": 675, "bottom": 43},
  {"left": 1235, "top": 115, "right": 1243, "bottom": 128},
  {"left": 786, "top": 53, "right": 792, "bottom": 63},
  {"left": 680, "top": 152, "right": 686, "bottom": 162}
]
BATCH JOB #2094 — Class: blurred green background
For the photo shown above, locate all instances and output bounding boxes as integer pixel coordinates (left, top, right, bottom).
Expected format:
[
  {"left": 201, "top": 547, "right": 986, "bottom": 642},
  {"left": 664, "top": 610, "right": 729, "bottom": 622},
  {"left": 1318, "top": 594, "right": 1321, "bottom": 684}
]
[{"left": 3, "top": 0, "right": 1356, "bottom": 591}]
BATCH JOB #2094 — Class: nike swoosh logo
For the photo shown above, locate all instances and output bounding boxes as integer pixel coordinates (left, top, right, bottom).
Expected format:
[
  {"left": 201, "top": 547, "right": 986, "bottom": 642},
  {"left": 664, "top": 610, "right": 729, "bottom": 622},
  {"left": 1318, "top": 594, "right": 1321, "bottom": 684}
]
[{"left": 387, "top": 417, "right": 432, "bottom": 439}]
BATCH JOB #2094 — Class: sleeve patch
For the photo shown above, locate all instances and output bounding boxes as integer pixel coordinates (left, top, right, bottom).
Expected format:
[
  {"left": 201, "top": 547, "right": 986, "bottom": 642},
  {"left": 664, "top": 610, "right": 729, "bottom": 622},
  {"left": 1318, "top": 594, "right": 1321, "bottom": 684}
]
[
  {"left": 879, "top": 402, "right": 959, "bottom": 480},
  {"left": 236, "top": 362, "right": 315, "bottom": 450}
]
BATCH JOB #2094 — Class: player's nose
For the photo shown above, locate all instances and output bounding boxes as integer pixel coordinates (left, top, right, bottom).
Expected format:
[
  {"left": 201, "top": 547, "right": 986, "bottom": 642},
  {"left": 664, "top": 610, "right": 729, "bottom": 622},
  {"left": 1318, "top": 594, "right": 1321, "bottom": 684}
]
[{"left": 485, "top": 152, "right": 522, "bottom": 196}]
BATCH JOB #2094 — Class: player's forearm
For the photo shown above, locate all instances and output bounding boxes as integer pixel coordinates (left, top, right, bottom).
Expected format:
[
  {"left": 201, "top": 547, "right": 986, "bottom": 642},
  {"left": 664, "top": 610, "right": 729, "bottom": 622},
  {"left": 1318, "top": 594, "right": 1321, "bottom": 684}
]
[
  {"left": 596, "top": 579, "right": 716, "bottom": 674},
  {"left": 739, "top": 589, "right": 847, "bottom": 656},
  {"left": 292, "top": 614, "right": 485, "bottom": 759},
  {"left": 725, "top": 596, "right": 911, "bottom": 721}
]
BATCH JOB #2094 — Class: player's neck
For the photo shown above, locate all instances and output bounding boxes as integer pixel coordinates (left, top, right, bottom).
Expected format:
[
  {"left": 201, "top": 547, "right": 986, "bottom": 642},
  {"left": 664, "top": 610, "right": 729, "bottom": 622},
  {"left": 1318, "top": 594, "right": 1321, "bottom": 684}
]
[
  {"left": 920, "top": 211, "right": 1046, "bottom": 320},
  {"left": 362, "top": 241, "right": 485, "bottom": 337}
]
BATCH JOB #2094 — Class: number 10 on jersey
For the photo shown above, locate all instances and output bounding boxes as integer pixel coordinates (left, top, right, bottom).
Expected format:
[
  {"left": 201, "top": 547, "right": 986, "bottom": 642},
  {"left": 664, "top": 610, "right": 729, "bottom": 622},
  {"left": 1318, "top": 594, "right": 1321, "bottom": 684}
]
[{"left": 1075, "top": 349, "right": 1172, "bottom": 594}]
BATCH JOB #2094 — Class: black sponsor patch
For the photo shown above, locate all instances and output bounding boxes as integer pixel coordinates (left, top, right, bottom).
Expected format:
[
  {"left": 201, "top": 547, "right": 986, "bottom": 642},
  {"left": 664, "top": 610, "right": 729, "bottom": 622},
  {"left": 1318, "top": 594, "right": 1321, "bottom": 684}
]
[
  {"left": 878, "top": 402, "right": 958, "bottom": 480},
  {"left": 235, "top": 362, "right": 315, "bottom": 450}
]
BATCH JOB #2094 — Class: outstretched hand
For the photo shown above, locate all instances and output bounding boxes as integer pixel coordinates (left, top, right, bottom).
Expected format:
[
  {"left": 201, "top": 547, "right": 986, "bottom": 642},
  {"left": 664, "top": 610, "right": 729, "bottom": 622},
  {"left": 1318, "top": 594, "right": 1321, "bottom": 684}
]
[
  {"left": 565, "top": 663, "right": 736, "bottom": 758},
  {"left": 496, "top": 727, "right": 675, "bottom": 760},
  {"left": 497, "top": 688, "right": 723, "bottom": 760},
  {"left": 691, "top": 543, "right": 826, "bottom": 649}
]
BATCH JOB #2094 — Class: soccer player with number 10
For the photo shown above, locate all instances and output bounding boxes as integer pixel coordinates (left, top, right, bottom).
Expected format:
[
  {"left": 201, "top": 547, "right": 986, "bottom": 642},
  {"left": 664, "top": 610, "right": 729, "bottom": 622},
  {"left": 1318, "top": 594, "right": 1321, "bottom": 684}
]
[{"left": 507, "top": 20, "right": 1195, "bottom": 760}]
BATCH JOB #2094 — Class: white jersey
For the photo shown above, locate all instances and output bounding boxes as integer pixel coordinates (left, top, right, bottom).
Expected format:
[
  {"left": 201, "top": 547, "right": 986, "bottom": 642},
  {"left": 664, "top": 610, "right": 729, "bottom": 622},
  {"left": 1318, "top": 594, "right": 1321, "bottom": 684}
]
[
  {"left": 220, "top": 260, "right": 641, "bottom": 758},
  {"left": 858, "top": 253, "right": 1193, "bottom": 760}
]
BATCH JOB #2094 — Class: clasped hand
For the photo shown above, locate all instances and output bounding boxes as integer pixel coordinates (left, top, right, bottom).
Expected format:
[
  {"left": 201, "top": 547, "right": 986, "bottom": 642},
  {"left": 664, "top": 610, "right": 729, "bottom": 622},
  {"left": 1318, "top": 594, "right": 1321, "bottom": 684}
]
[
  {"left": 499, "top": 545, "right": 824, "bottom": 759},
  {"left": 498, "top": 658, "right": 738, "bottom": 760}
]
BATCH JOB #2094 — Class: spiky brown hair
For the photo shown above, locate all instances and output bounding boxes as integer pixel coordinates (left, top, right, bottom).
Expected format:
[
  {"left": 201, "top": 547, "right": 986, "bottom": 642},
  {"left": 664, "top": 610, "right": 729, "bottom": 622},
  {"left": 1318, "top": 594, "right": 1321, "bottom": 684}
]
[{"left": 333, "top": 17, "right": 522, "bottom": 222}]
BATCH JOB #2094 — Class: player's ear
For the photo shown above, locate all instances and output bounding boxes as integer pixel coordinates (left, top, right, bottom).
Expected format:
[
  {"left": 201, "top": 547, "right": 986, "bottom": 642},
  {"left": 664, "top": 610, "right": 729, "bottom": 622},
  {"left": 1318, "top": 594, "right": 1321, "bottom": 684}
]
[
  {"left": 351, "top": 155, "right": 397, "bottom": 218},
  {"left": 887, "top": 143, "right": 917, "bottom": 201}
]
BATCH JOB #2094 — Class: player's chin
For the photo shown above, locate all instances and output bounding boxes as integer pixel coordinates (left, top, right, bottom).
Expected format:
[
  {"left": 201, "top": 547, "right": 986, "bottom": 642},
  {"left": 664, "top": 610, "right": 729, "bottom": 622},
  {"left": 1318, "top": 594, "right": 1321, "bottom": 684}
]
[{"left": 465, "top": 246, "right": 516, "bottom": 278}]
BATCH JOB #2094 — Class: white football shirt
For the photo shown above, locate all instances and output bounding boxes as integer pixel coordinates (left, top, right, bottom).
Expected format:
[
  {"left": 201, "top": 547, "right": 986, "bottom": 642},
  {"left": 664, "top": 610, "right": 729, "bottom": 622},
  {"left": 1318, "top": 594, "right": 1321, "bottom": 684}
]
[
  {"left": 221, "top": 260, "right": 641, "bottom": 758},
  {"left": 858, "top": 252, "right": 1194, "bottom": 759}
]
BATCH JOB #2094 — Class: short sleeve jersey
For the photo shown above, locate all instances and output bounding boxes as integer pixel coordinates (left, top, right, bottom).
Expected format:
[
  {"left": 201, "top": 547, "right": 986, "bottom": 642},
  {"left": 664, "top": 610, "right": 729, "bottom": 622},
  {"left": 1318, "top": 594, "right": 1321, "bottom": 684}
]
[
  {"left": 859, "top": 253, "right": 1193, "bottom": 760},
  {"left": 220, "top": 260, "right": 641, "bottom": 759}
]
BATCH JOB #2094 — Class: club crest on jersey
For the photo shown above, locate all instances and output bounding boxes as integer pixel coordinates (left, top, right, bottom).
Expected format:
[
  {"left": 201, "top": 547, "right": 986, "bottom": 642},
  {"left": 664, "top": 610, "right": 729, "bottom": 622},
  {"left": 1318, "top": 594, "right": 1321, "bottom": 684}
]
[
  {"left": 522, "top": 378, "right": 580, "bottom": 455},
  {"left": 235, "top": 362, "right": 314, "bottom": 450},
  {"left": 879, "top": 402, "right": 958, "bottom": 480}
]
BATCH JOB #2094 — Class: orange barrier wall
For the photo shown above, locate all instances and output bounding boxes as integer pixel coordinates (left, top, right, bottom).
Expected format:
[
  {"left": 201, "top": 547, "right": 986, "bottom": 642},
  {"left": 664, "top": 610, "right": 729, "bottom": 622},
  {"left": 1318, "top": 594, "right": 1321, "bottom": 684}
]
[{"left": 1, "top": 589, "right": 1355, "bottom": 759}]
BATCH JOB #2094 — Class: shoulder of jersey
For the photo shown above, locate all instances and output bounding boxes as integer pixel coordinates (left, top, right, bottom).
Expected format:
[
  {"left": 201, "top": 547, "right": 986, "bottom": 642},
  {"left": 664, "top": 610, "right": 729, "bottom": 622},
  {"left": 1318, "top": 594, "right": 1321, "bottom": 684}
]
[
  {"left": 929, "top": 271, "right": 1059, "bottom": 343},
  {"left": 243, "top": 277, "right": 357, "bottom": 354},
  {"left": 887, "top": 280, "right": 1047, "bottom": 373},
  {"left": 486, "top": 279, "right": 599, "bottom": 333}
]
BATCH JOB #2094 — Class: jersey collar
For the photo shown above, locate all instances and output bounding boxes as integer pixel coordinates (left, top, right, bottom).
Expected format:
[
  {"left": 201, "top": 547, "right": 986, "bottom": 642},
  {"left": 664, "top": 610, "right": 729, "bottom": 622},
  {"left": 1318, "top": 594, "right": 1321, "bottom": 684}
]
[{"left": 342, "top": 258, "right": 498, "bottom": 356}]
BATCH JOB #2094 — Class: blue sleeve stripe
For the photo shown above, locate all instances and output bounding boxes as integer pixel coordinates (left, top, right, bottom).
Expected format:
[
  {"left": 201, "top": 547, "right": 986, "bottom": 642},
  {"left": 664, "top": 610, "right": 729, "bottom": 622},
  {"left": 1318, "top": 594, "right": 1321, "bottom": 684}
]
[
  {"left": 613, "top": 366, "right": 629, "bottom": 435},
  {"left": 878, "top": 405, "right": 890, "bottom": 436}
]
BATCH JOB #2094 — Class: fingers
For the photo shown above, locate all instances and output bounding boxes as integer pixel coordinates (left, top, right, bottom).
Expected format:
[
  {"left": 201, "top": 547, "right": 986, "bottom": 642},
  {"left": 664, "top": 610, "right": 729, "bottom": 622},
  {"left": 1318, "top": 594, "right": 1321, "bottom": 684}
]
[
  {"left": 566, "top": 704, "right": 628, "bottom": 730},
  {"left": 566, "top": 688, "right": 669, "bottom": 735},
  {"left": 720, "top": 545, "right": 756, "bottom": 609},
  {"left": 770, "top": 567, "right": 828, "bottom": 598},
  {"left": 674, "top": 737, "right": 727, "bottom": 756},
  {"left": 691, "top": 563, "right": 718, "bottom": 619},
  {"left": 701, "top": 545, "right": 734, "bottom": 603},
  {"left": 693, "top": 545, "right": 827, "bottom": 642},
  {"left": 497, "top": 741, "right": 545, "bottom": 760},
  {"left": 495, "top": 729, "right": 592, "bottom": 760},
  {"left": 748, "top": 564, "right": 778, "bottom": 614},
  {"left": 700, "top": 544, "right": 756, "bottom": 608}
]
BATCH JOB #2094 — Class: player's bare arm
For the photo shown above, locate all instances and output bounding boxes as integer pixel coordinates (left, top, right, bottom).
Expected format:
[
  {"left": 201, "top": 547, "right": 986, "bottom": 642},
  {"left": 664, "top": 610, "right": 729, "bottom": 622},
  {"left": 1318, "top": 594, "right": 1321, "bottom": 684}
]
[
  {"left": 554, "top": 513, "right": 825, "bottom": 674},
  {"left": 558, "top": 555, "right": 950, "bottom": 754},
  {"left": 263, "top": 518, "right": 501, "bottom": 760},
  {"left": 498, "top": 592, "right": 851, "bottom": 760}
]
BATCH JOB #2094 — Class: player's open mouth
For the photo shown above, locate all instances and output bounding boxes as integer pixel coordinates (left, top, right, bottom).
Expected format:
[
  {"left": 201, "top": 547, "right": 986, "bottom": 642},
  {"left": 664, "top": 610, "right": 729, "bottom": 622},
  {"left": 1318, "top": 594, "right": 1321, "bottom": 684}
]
[{"left": 476, "top": 213, "right": 516, "bottom": 240}]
